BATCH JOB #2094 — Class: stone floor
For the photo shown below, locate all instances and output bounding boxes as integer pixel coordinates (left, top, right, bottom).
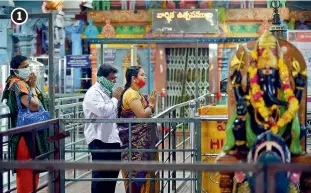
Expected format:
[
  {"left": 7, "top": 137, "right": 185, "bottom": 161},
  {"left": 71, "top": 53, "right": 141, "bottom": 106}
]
[
  {"left": 36, "top": 173, "right": 126, "bottom": 193},
  {"left": 36, "top": 171, "right": 192, "bottom": 193}
]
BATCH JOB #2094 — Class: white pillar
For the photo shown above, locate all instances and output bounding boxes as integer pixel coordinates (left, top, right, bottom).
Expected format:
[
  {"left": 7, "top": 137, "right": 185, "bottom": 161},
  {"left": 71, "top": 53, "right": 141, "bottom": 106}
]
[{"left": 131, "top": 45, "right": 138, "bottom": 66}]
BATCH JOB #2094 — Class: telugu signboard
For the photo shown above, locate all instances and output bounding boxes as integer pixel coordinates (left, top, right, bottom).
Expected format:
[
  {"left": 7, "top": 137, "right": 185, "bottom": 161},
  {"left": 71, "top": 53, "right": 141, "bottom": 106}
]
[
  {"left": 152, "top": 9, "right": 218, "bottom": 34},
  {"left": 66, "top": 55, "right": 91, "bottom": 68},
  {"left": 287, "top": 30, "right": 311, "bottom": 111}
]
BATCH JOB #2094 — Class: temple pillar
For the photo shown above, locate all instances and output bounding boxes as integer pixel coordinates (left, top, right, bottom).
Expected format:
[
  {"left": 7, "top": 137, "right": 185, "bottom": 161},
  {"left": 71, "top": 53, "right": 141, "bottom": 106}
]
[
  {"left": 131, "top": 45, "right": 138, "bottom": 66},
  {"left": 14, "top": 18, "right": 48, "bottom": 57},
  {"left": 0, "top": 6, "right": 13, "bottom": 99},
  {"left": 90, "top": 44, "right": 97, "bottom": 85},
  {"left": 122, "top": 50, "right": 139, "bottom": 84},
  {"left": 13, "top": 34, "right": 35, "bottom": 57}
]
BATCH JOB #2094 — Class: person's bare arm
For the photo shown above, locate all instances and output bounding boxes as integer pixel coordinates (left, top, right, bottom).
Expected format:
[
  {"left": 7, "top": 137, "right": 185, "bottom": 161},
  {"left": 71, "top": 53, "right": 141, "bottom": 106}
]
[
  {"left": 129, "top": 99, "right": 153, "bottom": 118},
  {"left": 20, "top": 93, "right": 40, "bottom": 111}
]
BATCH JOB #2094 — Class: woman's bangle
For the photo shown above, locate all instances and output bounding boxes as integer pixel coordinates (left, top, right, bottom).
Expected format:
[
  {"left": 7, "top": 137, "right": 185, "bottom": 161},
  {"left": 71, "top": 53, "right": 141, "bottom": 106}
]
[
  {"left": 31, "top": 88, "right": 38, "bottom": 97},
  {"left": 146, "top": 106, "right": 153, "bottom": 115}
]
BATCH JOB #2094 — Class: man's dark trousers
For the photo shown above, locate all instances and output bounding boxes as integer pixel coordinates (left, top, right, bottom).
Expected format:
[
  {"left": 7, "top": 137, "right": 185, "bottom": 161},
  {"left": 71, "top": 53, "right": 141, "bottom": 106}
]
[{"left": 89, "top": 139, "right": 121, "bottom": 193}]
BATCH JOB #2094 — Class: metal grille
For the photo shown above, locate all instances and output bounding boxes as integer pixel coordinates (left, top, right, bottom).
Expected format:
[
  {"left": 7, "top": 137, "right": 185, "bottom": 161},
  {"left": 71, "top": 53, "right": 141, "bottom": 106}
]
[{"left": 166, "top": 48, "right": 209, "bottom": 109}]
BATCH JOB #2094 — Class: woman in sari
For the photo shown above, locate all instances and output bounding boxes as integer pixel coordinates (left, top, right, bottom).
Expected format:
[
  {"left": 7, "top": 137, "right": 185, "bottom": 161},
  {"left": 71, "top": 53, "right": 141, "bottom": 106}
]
[
  {"left": 2, "top": 55, "right": 49, "bottom": 193},
  {"left": 118, "top": 66, "right": 159, "bottom": 193}
]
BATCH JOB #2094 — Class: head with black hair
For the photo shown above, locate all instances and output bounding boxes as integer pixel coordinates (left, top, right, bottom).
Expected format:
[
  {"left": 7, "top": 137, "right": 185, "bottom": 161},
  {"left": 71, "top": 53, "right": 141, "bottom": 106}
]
[
  {"left": 10, "top": 55, "right": 29, "bottom": 77},
  {"left": 117, "top": 66, "right": 146, "bottom": 117},
  {"left": 96, "top": 64, "right": 119, "bottom": 97},
  {"left": 2, "top": 55, "right": 29, "bottom": 101},
  {"left": 97, "top": 64, "right": 118, "bottom": 83}
]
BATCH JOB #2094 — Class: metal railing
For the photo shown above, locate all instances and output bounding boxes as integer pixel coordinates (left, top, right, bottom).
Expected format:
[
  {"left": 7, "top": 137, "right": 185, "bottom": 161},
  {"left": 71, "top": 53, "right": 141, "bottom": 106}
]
[
  {"left": 0, "top": 116, "right": 202, "bottom": 193},
  {"left": 62, "top": 117, "right": 200, "bottom": 193},
  {"left": 0, "top": 119, "right": 62, "bottom": 193},
  {"left": 0, "top": 160, "right": 288, "bottom": 193},
  {"left": 0, "top": 94, "right": 84, "bottom": 191},
  {"left": 0, "top": 93, "right": 311, "bottom": 193},
  {"left": 0, "top": 92, "right": 211, "bottom": 192},
  {"left": 55, "top": 92, "right": 212, "bottom": 193},
  {"left": 2, "top": 160, "right": 311, "bottom": 193},
  {"left": 1, "top": 117, "right": 311, "bottom": 193}
]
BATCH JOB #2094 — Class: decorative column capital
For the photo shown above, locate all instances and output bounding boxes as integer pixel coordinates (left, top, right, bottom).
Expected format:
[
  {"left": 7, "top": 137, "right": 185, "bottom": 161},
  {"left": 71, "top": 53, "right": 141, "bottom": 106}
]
[
  {"left": 13, "top": 33, "right": 35, "bottom": 57},
  {"left": 269, "top": 0, "right": 286, "bottom": 40}
]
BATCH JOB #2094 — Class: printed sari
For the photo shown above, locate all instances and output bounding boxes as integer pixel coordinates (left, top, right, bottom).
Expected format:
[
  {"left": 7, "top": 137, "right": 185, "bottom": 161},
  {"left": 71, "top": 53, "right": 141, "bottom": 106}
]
[{"left": 118, "top": 88, "right": 160, "bottom": 193}]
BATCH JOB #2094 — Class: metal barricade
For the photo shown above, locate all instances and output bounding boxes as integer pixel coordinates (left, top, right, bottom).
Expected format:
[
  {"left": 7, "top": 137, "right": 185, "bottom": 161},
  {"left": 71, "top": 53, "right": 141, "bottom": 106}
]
[
  {"left": 1, "top": 118, "right": 311, "bottom": 193},
  {"left": 0, "top": 94, "right": 84, "bottom": 191},
  {"left": 0, "top": 160, "right": 267, "bottom": 193},
  {"left": 61, "top": 117, "right": 200, "bottom": 193},
  {"left": 0, "top": 92, "right": 211, "bottom": 193},
  {"left": 51, "top": 93, "right": 211, "bottom": 192},
  {"left": 0, "top": 119, "right": 66, "bottom": 193},
  {"left": 56, "top": 93, "right": 211, "bottom": 193},
  {"left": 1, "top": 93, "right": 310, "bottom": 193},
  {"left": 0, "top": 117, "right": 201, "bottom": 193}
]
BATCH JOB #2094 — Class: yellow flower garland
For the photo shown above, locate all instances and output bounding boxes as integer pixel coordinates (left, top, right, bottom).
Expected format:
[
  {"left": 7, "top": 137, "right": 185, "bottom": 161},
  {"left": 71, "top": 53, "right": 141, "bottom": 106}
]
[
  {"left": 248, "top": 52, "right": 299, "bottom": 133},
  {"left": 275, "top": 59, "right": 299, "bottom": 128}
]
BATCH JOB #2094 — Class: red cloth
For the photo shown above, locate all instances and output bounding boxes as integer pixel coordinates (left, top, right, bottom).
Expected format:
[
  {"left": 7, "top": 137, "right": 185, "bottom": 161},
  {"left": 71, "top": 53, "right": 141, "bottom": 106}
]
[{"left": 16, "top": 137, "right": 39, "bottom": 193}]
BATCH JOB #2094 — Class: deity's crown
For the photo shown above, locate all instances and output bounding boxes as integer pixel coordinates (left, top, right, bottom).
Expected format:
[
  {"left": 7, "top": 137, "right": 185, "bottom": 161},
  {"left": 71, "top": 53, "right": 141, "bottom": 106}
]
[
  {"left": 258, "top": 31, "right": 278, "bottom": 48},
  {"left": 255, "top": 31, "right": 280, "bottom": 69}
]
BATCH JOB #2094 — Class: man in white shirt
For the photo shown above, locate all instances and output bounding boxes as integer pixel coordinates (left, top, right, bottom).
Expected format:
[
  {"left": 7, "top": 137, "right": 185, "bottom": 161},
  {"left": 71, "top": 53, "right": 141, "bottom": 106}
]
[{"left": 83, "top": 64, "right": 123, "bottom": 193}]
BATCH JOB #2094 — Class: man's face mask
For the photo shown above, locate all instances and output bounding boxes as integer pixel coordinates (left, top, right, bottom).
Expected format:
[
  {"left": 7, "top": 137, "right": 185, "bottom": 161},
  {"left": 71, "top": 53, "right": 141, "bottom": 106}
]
[{"left": 15, "top": 67, "right": 31, "bottom": 80}]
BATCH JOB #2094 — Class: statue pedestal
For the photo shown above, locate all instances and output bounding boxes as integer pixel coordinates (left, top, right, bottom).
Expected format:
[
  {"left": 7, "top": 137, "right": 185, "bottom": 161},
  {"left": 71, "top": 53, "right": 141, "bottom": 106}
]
[
  {"left": 217, "top": 153, "right": 311, "bottom": 192},
  {"left": 198, "top": 105, "right": 228, "bottom": 193},
  {"left": 292, "top": 154, "right": 311, "bottom": 192},
  {"left": 217, "top": 155, "right": 244, "bottom": 193}
]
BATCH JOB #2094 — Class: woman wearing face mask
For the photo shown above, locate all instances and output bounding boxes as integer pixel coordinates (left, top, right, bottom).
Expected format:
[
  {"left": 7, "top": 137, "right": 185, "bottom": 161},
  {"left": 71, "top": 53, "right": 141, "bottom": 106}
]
[
  {"left": 118, "top": 66, "right": 159, "bottom": 193},
  {"left": 2, "top": 55, "right": 49, "bottom": 193}
]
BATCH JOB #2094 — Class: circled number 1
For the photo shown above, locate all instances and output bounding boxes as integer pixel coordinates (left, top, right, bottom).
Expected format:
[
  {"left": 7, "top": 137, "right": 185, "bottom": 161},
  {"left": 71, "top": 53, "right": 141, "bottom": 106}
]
[{"left": 17, "top": 11, "right": 22, "bottom": 21}]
